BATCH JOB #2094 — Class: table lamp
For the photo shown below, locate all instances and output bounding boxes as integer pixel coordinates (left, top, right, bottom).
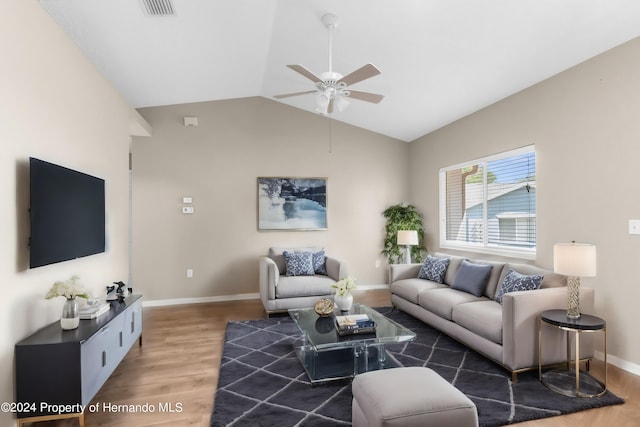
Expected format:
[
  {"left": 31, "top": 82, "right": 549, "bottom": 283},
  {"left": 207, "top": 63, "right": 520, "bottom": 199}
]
[
  {"left": 553, "top": 242, "right": 597, "bottom": 319},
  {"left": 397, "top": 230, "right": 418, "bottom": 264}
]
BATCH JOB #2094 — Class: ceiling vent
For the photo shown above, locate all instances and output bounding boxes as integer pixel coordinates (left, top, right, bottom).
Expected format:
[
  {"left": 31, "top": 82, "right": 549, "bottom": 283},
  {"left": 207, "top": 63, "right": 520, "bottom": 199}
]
[{"left": 141, "top": 0, "right": 175, "bottom": 16}]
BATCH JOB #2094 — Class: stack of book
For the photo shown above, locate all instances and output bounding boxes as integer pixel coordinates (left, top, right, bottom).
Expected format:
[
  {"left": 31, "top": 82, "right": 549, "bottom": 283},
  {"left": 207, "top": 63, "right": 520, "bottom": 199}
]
[
  {"left": 79, "top": 301, "right": 111, "bottom": 319},
  {"left": 335, "top": 314, "right": 376, "bottom": 336}
]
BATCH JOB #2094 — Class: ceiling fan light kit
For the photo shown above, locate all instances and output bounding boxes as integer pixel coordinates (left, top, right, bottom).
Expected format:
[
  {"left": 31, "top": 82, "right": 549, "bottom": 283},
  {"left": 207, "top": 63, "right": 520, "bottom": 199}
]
[{"left": 275, "top": 13, "right": 384, "bottom": 115}]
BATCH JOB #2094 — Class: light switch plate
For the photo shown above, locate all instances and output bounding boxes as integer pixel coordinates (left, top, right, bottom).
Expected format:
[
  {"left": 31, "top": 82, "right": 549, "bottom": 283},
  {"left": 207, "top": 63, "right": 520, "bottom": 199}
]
[
  {"left": 182, "top": 206, "right": 194, "bottom": 214},
  {"left": 629, "top": 220, "right": 640, "bottom": 234}
]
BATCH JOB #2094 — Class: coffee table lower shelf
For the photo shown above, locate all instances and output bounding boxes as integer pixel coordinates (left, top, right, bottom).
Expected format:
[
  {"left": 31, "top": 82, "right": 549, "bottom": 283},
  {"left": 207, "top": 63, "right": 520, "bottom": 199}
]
[{"left": 294, "top": 342, "right": 387, "bottom": 384}]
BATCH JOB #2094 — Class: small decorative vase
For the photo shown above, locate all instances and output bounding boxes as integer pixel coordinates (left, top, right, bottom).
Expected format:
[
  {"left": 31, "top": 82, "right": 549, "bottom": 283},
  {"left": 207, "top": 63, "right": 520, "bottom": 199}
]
[
  {"left": 334, "top": 293, "right": 353, "bottom": 312},
  {"left": 61, "top": 297, "right": 79, "bottom": 330}
]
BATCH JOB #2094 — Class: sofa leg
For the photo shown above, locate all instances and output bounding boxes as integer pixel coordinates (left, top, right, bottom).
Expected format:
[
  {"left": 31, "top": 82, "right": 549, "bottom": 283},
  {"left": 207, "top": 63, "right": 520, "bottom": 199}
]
[{"left": 511, "top": 371, "right": 518, "bottom": 383}]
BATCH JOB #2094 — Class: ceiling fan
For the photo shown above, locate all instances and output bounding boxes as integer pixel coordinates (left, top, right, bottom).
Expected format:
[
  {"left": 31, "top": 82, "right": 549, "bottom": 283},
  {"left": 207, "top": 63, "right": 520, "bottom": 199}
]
[{"left": 274, "top": 13, "right": 384, "bottom": 114}]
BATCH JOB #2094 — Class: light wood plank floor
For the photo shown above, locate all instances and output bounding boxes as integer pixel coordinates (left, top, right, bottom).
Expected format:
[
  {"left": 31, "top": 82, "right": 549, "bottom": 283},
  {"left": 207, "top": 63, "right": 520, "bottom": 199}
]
[{"left": 30, "top": 289, "right": 640, "bottom": 426}]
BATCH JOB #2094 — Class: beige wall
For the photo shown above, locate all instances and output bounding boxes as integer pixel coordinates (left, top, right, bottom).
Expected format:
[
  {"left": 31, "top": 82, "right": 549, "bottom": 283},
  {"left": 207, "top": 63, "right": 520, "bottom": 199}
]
[
  {"left": 1, "top": 1, "right": 139, "bottom": 424},
  {"left": 132, "top": 98, "right": 409, "bottom": 301},
  {"left": 410, "top": 37, "right": 640, "bottom": 369}
]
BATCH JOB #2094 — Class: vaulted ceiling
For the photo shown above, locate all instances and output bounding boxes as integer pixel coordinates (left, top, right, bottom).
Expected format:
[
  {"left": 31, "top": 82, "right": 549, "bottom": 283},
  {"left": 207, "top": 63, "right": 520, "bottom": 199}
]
[{"left": 39, "top": 0, "right": 640, "bottom": 142}]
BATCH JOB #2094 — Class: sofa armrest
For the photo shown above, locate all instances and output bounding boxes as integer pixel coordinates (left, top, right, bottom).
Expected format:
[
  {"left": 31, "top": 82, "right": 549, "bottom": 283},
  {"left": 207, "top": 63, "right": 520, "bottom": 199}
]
[
  {"left": 259, "top": 256, "right": 279, "bottom": 304},
  {"left": 325, "top": 256, "right": 347, "bottom": 281},
  {"left": 389, "top": 263, "right": 422, "bottom": 283},
  {"left": 502, "top": 287, "right": 595, "bottom": 370}
]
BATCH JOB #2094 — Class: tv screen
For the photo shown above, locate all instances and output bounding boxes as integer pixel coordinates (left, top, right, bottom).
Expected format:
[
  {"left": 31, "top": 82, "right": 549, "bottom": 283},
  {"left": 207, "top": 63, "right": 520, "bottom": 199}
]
[{"left": 29, "top": 157, "right": 106, "bottom": 268}]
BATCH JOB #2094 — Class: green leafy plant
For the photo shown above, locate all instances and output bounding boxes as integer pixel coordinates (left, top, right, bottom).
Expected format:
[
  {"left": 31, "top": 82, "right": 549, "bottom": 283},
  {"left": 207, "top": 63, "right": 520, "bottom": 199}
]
[{"left": 381, "top": 204, "right": 425, "bottom": 264}]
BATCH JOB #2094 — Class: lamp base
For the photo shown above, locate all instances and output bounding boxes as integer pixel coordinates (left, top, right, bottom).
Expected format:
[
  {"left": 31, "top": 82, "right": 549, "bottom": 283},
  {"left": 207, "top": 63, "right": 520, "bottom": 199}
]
[
  {"left": 403, "top": 246, "right": 411, "bottom": 264},
  {"left": 566, "top": 276, "right": 581, "bottom": 319}
]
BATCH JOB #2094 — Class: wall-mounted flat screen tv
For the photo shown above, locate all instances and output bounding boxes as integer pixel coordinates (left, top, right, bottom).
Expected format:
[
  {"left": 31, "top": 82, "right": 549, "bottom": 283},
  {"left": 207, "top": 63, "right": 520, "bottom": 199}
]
[{"left": 29, "top": 157, "right": 106, "bottom": 268}]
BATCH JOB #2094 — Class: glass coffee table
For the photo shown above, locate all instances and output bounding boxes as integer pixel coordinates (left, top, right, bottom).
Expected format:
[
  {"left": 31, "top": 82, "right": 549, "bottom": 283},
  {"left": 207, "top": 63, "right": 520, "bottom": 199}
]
[{"left": 288, "top": 304, "right": 416, "bottom": 384}]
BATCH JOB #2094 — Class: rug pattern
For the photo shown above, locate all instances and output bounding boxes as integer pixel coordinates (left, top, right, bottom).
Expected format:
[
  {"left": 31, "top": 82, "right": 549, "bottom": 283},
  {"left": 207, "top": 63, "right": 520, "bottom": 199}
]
[{"left": 211, "top": 307, "right": 623, "bottom": 427}]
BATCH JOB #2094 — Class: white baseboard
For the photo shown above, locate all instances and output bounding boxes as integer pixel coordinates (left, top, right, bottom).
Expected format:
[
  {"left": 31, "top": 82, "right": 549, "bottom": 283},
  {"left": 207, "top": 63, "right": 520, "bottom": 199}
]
[
  {"left": 142, "top": 293, "right": 260, "bottom": 308},
  {"left": 595, "top": 350, "right": 640, "bottom": 377},
  {"left": 142, "top": 285, "right": 389, "bottom": 308}
]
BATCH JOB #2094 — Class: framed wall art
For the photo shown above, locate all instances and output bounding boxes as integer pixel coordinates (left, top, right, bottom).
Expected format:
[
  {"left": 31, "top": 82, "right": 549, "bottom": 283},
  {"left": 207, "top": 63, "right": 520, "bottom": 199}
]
[{"left": 257, "top": 177, "right": 327, "bottom": 230}]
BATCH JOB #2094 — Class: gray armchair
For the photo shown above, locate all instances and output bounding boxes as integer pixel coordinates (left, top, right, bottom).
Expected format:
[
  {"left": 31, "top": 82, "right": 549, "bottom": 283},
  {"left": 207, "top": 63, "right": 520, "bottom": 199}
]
[{"left": 259, "top": 247, "right": 347, "bottom": 316}]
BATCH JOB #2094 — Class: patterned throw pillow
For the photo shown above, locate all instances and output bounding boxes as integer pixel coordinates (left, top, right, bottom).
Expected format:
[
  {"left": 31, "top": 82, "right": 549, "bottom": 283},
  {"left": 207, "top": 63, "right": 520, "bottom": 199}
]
[
  {"left": 418, "top": 255, "right": 450, "bottom": 284},
  {"left": 312, "top": 250, "right": 327, "bottom": 275},
  {"left": 283, "top": 251, "right": 315, "bottom": 276},
  {"left": 494, "top": 269, "right": 544, "bottom": 304}
]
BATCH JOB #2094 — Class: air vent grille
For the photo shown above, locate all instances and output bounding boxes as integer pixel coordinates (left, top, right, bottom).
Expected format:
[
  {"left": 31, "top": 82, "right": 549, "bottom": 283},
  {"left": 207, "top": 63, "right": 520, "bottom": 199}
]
[{"left": 141, "top": 0, "right": 175, "bottom": 16}]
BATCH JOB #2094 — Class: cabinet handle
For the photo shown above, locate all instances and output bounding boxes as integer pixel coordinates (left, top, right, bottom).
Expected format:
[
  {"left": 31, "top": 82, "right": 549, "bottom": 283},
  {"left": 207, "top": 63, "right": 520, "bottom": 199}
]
[
  {"left": 119, "top": 331, "right": 123, "bottom": 347},
  {"left": 102, "top": 351, "right": 106, "bottom": 367}
]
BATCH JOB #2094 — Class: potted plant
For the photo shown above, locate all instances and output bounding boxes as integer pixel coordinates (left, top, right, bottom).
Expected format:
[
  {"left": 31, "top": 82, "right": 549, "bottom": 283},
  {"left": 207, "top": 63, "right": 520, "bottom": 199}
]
[
  {"left": 46, "top": 275, "right": 89, "bottom": 330},
  {"left": 381, "top": 203, "right": 425, "bottom": 264}
]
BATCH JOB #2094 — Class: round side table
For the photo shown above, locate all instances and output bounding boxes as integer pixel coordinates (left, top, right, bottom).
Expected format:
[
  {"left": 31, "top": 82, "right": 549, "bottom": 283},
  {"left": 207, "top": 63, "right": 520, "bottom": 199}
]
[{"left": 538, "top": 309, "right": 607, "bottom": 398}]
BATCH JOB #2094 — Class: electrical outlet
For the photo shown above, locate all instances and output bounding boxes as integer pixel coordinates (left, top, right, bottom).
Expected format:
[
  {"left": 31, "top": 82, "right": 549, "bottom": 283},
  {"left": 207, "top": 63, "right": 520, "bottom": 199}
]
[
  {"left": 629, "top": 220, "right": 640, "bottom": 235},
  {"left": 182, "top": 206, "right": 194, "bottom": 214}
]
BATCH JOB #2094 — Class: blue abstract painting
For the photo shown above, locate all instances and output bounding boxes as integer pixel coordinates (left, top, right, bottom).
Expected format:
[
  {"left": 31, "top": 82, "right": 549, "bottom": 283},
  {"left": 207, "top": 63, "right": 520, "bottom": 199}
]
[{"left": 258, "top": 177, "right": 327, "bottom": 230}]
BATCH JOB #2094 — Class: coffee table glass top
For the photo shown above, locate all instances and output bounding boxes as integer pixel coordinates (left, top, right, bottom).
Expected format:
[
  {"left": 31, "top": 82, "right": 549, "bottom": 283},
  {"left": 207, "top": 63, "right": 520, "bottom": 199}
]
[
  {"left": 288, "top": 304, "right": 416, "bottom": 349},
  {"left": 288, "top": 304, "right": 416, "bottom": 383}
]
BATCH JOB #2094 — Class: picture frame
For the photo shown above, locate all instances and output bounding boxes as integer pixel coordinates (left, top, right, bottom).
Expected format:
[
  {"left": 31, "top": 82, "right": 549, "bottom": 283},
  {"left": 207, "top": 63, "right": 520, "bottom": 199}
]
[{"left": 257, "top": 177, "right": 327, "bottom": 230}]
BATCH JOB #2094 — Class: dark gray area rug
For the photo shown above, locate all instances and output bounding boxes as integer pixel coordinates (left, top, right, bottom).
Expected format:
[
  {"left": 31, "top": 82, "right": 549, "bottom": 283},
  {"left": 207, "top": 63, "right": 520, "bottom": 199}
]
[{"left": 211, "top": 307, "right": 623, "bottom": 427}]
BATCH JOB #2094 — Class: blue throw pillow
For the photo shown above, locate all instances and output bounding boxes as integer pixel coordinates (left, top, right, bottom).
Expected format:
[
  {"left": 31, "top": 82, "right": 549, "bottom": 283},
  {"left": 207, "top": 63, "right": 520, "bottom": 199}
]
[
  {"left": 494, "top": 269, "right": 544, "bottom": 304},
  {"left": 283, "top": 251, "right": 315, "bottom": 276},
  {"left": 312, "top": 250, "right": 327, "bottom": 275},
  {"left": 451, "top": 259, "right": 493, "bottom": 297},
  {"left": 418, "top": 255, "right": 450, "bottom": 284}
]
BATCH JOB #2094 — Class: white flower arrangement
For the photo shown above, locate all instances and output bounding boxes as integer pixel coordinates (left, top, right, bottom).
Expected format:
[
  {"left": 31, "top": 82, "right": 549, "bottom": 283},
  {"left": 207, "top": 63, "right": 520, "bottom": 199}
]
[
  {"left": 330, "top": 277, "right": 356, "bottom": 296},
  {"left": 45, "top": 275, "right": 89, "bottom": 300}
]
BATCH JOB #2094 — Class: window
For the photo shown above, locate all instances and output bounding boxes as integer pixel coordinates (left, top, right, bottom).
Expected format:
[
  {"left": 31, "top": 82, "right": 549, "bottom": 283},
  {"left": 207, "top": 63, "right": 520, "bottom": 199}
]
[{"left": 439, "top": 146, "right": 536, "bottom": 259}]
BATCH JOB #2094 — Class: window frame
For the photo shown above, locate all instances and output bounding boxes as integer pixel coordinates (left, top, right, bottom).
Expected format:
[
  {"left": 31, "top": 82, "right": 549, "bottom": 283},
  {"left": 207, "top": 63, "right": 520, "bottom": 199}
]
[{"left": 438, "top": 145, "right": 536, "bottom": 260}]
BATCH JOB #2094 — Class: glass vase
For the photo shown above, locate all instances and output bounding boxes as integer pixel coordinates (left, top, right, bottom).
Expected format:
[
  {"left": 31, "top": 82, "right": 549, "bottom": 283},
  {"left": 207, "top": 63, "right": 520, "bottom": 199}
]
[
  {"left": 334, "top": 293, "right": 353, "bottom": 312},
  {"left": 61, "top": 297, "right": 79, "bottom": 330}
]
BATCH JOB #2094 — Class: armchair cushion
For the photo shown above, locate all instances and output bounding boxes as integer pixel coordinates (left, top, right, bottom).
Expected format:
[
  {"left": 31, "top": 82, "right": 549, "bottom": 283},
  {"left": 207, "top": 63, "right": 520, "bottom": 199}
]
[
  {"left": 283, "top": 251, "right": 315, "bottom": 276},
  {"left": 312, "top": 250, "right": 327, "bottom": 275}
]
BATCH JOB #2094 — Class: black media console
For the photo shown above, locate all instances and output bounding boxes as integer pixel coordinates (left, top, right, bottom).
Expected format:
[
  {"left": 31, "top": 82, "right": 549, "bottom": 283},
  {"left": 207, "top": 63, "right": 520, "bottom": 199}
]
[{"left": 15, "top": 294, "right": 143, "bottom": 426}]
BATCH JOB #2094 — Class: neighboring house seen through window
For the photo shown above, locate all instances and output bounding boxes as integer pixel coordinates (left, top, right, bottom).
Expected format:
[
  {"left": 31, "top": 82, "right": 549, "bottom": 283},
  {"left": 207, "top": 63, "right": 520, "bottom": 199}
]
[{"left": 439, "top": 145, "right": 536, "bottom": 259}]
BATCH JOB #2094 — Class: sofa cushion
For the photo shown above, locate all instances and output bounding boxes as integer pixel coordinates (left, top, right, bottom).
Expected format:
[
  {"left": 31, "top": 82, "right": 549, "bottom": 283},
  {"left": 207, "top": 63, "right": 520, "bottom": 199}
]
[
  {"left": 283, "top": 251, "right": 315, "bottom": 276},
  {"left": 418, "top": 255, "right": 450, "bottom": 283},
  {"left": 275, "top": 275, "right": 335, "bottom": 298},
  {"left": 499, "top": 262, "right": 565, "bottom": 289},
  {"left": 452, "top": 301, "right": 503, "bottom": 344},
  {"left": 390, "top": 278, "right": 447, "bottom": 304},
  {"left": 434, "top": 253, "right": 465, "bottom": 286},
  {"left": 494, "top": 269, "right": 543, "bottom": 304},
  {"left": 418, "top": 288, "right": 486, "bottom": 321},
  {"left": 312, "top": 250, "right": 327, "bottom": 275},
  {"left": 451, "top": 260, "right": 493, "bottom": 297}
]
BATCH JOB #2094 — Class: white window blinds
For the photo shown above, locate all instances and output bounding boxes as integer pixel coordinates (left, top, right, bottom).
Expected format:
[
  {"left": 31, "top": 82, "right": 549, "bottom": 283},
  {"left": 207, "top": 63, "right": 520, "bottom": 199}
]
[{"left": 440, "top": 146, "right": 536, "bottom": 258}]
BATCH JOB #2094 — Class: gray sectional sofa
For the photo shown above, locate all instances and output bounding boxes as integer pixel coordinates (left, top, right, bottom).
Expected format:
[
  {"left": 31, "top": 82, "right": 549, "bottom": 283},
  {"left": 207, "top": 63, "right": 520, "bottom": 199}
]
[{"left": 390, "top": 252, "right": 595, "bottom": 380}]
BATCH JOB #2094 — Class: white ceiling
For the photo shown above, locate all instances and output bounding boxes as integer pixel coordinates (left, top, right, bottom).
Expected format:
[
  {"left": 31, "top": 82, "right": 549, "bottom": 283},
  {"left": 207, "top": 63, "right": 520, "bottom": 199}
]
[{"left": 39, "top": 0, "right": 640, "bottom": 142}]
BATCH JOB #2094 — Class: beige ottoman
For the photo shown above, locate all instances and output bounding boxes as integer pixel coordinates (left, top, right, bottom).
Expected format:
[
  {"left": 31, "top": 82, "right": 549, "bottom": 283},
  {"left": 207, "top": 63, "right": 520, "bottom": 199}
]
[{"left": 352, "top": 367, "right": 478, "bottom": 427}]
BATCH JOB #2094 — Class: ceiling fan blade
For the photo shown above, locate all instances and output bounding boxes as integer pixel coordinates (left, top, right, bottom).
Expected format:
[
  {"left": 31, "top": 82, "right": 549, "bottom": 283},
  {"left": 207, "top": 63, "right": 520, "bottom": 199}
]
[
  {"left": 287, "top": 64, "right": 322, "bottom": 83},
  {"left": 274, "top": 90, "right": 317, "bottom": 99},
  {"left": 338, "top": 63, "right": 381, "bottom": 86},
  {"left": 346, "top": 90, "right": 384, "bottom": 104}
]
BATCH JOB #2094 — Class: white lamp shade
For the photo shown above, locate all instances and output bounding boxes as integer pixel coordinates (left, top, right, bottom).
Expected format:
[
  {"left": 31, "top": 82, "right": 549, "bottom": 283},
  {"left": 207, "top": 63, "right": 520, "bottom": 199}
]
[
  {"left": 397, "top": 230, "right": 419, "bottom": 246},
  {"left": 553, "top": 243, "right": 597, "bottom": 277}
]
